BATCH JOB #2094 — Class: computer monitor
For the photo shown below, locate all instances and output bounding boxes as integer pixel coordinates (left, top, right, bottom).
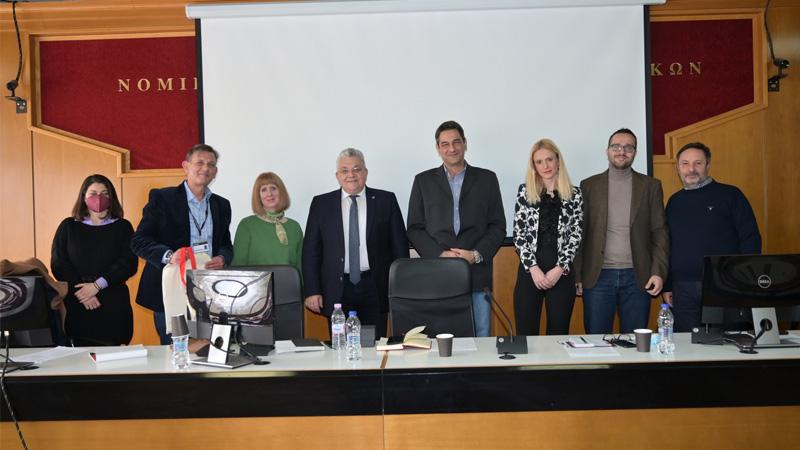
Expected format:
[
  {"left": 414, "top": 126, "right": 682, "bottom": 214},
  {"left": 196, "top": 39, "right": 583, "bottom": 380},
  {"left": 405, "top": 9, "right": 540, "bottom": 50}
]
[
  {"left": 0, "top": 276, "right": 54, "bottom": 348},
  {"left": 700, "top": 254, "right": 800, "bottom": 346},
  {"left": 185, "top": 269, "right": 274, "bottom": 348}
]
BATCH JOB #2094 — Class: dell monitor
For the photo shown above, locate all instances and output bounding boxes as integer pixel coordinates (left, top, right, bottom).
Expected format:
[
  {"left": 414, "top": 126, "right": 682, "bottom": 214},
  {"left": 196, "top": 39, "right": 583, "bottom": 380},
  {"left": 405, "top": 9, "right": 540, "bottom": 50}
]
[
  {"left": 185, "top": 268, "right": 275, "bottom": 353},
  {"left": 698, "top": 253, "right": 800, "bottom": 348}
]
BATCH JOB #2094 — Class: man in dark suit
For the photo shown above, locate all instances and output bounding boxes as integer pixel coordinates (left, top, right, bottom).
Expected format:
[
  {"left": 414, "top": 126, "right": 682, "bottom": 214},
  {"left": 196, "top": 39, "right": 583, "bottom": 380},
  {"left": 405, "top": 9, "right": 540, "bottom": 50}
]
[
  {"left": 575, "top": 128, "right": 669, "bottom": 334},
  {"left": 302, "top": 148, "right": 409, "bottom": 338},
  {"left": 131, "top": 144, "right": 233, "bottom": 344},
  {"left": 407, "top": 121, "right": 506, "bottom": 337}
]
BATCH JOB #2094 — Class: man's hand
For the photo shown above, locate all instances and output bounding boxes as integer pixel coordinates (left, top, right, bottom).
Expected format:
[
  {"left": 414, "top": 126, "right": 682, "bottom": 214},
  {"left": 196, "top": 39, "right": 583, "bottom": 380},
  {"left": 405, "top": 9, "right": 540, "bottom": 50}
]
[
  {"left": 575, "top": 282, "right": 583, "bottom": 296},
  {"left": 645, "top": 275, "right": 664, "bottom": 296},
  {"left": 662, "top": 291, "right": 673, "bottom": 306},
  {"left": 304, "top": 295, "right": 323, "bottom": 314},
  {"left": 440, "top": 250, "right": 459, "bottom": 258},
  {"left": 205, "top": 256, "right": 225, "bottom": 270},
  {"left": 169, "top": 250, "right": 182, "bottom": 265},
  {"left": 74, "top": 282, "right": 99, "bottom": 302},
  {"left": 80, "top": 295, "right": 101, "bottom": 310},
  {"left": 450, "top": 248, "right": 476, "bottom": 264},
  {"left": 530, "top": 266, "right": 553, "bottom": 290}
]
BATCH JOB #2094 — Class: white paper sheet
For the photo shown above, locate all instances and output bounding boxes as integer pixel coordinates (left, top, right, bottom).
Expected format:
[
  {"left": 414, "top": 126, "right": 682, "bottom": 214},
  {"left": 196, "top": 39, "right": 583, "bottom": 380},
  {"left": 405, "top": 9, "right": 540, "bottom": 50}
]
[{"left": 15, "top": 346, "right": 87, "bottom": 364}]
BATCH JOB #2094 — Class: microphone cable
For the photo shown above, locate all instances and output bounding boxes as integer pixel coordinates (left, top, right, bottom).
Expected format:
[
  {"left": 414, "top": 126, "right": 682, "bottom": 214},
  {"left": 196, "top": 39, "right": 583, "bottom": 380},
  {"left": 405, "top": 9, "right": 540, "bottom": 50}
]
[
  {"left": 1, "top": 331, "right": 29, "bottom": 450},
  {"left": 2, "top": 1, "right": 23, "bottom": 98}
]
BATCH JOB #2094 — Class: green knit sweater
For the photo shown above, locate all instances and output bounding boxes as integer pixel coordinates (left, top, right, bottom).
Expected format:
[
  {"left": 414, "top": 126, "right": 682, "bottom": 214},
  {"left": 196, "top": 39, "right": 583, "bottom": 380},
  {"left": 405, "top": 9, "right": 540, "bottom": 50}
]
[{"left": 231, "top": 215, "right": 303, "bottom": 275}]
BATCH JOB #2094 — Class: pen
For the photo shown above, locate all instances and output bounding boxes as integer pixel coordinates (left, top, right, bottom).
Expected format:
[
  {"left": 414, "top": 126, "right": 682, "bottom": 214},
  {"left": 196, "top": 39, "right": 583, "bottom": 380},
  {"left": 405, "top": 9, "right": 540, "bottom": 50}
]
[{"left": 580, "top": 336, "right": 588, "bottom": 344}]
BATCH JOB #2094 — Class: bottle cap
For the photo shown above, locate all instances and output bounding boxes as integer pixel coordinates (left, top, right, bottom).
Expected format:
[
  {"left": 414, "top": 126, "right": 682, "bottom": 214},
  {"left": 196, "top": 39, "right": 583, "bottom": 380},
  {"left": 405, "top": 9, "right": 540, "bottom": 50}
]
[
  {"left": 661, "top": 303, "right": 669, "bottom": 309},
  {"left": 334, "top": 303, "right": 342, "bottom": 309},
  {"left": 348, "top": 311, "right": 357, "bottom": 317},
  {"left": 169, "top": 314, "right": 190, "bottom": 336}
]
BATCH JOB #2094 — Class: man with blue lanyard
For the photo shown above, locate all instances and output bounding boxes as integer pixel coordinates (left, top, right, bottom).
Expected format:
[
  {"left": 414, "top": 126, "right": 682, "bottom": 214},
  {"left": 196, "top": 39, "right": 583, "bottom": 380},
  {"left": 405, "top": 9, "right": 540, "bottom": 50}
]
[{"left": 131, "top": 144, "right": 233, "bottom": 344}]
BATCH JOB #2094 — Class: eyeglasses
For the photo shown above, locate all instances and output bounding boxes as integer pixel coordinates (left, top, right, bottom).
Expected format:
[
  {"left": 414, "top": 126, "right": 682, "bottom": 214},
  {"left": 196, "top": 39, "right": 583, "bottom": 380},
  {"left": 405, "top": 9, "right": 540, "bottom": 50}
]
[
  {"left": 337, "top": 166, "right": 364, "bottom": 176},
  {"left": 602, "top": 334, "right": 634, "bottom": 345},
  {"left": 608, "top": 144, "right": 636, "bottom": 154}
]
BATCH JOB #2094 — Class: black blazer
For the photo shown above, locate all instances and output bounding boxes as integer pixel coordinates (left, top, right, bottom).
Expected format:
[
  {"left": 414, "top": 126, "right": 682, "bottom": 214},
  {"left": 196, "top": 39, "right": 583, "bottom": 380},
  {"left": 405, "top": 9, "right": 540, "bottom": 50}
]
[
  {"left": 406, "top": 165, "right": 506, "bottom": 291},
  {"left": 302, "top": 187, "right": 409, "bottom": 317},
  {"left": 130, "top": 182, "right": 233, "bottom": 312}
]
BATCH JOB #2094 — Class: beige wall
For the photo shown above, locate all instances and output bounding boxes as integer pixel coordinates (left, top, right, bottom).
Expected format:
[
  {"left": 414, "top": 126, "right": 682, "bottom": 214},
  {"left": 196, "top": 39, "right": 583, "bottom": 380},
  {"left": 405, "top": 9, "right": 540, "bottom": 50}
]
[{"left": 1, "top": 0, "right": 798, "bottom": 343}]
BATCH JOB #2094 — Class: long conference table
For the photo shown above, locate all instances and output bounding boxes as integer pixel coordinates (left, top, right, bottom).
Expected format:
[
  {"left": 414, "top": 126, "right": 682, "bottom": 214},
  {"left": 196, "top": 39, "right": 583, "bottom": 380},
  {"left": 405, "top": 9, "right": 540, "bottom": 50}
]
[{"left": 1, "top": 333, "right": 798, "bottom": 450}]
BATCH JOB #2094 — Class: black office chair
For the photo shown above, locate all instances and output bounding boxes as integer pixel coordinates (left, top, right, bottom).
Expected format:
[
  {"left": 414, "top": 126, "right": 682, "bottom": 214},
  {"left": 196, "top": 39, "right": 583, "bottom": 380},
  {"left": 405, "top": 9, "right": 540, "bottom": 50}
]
[
  {"left": 388, "top": 258, "right": 474, "bottom": 337},
  {"left": 0, "top": 275, "right": 58, "bottom": 347},
  {"left": 229, "top": 265, "right": 304, "bottom": 340}
]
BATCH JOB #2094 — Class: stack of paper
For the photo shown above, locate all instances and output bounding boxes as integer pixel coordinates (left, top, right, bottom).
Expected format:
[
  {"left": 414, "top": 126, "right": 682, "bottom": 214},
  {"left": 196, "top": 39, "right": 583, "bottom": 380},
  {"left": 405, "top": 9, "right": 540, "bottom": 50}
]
[
  {"left": 89, "top": 345, "right": 148, "bottom": 363},
  {"left": 274, "top": 339, "right": 326, "bottom": 354}
]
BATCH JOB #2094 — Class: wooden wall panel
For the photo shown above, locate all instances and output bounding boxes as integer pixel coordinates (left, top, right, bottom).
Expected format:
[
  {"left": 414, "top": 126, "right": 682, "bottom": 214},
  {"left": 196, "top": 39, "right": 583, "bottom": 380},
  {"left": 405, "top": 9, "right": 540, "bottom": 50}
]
[
  {"left": 122, "top": 174, "right": 183, "bottom": 345},
  {"left": 492, "top": 246, "right": 519, "bottom": 336},
  {"left": 384, "top": 406, "right": 800, "bottom": 450},
  {"left": 653, "top": 112, "right": 768, "bottom": 247},
  {"left": 764, "top": 5, "right": 800, "bottom": 253},
  {"left": 31, "top": 131, "right": 121, "bottom": 269},
  {"left": 0, "top": 31, "right": 35, "bottom": 261},
  {"left": 1, "top": 415, "right": 384, "bottom": 450}
]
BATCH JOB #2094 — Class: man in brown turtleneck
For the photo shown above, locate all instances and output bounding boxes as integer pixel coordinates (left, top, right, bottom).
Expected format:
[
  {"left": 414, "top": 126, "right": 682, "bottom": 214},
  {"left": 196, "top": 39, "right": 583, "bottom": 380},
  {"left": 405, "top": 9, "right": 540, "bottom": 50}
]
[{"left": 574, "top": 128, "right": 669, "bottom": 334}]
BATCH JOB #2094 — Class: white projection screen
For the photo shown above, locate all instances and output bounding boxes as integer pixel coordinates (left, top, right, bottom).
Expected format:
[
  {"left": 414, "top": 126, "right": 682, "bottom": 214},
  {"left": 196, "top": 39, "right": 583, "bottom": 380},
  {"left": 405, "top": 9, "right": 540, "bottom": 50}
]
[{"left": 189, "top": 0, "right": 661, "bottom": 238}]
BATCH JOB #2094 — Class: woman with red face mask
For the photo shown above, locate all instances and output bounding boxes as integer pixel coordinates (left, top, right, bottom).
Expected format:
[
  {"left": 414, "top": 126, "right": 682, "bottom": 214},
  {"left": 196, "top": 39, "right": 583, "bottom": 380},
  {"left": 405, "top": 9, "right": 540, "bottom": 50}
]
[{"left": 51, "top": 174, "right": 138, "bottom": 346}]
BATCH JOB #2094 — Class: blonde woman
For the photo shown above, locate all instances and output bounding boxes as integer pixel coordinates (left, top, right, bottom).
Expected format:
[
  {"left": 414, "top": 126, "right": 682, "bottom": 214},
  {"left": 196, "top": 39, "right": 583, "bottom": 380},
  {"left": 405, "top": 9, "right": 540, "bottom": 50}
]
[
  {"left": 232, "top": 172, "right": 303, "bottom": 274},
  {"left": 512, "top": 139, "right": 583, "bottom": 335}
]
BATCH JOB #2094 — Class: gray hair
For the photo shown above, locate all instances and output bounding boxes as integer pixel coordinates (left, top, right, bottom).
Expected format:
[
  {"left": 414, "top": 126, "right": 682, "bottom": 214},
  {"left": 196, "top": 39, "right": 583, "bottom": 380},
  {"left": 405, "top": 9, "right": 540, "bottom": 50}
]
[
  {"left": 185, "top": 143, "right": 219, "bottom": 162},
  {"left": 336, "top": 147, "right": 366, "bottom": 168}
]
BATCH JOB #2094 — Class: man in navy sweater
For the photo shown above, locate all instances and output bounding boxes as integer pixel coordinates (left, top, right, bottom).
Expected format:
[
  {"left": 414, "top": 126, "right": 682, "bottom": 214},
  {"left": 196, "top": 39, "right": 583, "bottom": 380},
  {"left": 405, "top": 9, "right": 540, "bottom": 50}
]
[{"left": 663, "top": 142, "right": 761, "bottom": 331}]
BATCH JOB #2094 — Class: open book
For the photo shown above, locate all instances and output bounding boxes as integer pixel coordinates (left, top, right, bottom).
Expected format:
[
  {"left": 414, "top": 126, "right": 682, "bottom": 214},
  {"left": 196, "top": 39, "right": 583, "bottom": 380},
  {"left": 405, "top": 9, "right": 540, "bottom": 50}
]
[{"left": 376, "top": 325, "right": 431, "bottom": 351}]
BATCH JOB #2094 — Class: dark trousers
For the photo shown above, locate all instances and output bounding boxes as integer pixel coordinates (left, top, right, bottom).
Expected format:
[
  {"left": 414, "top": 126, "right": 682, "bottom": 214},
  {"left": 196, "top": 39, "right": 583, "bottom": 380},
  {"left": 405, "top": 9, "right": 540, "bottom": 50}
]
[
  {"left": 153, "top": 310, "right": 171, "bottom": 345},
  {"left": 671, "top": 281, "right": 703, "bottom": 332},
  {"left": 513, "top": 264, "right": 576, "bottom": 336},
  {"left": 331, "top": 271, "right": 388, "bottom": 338}
]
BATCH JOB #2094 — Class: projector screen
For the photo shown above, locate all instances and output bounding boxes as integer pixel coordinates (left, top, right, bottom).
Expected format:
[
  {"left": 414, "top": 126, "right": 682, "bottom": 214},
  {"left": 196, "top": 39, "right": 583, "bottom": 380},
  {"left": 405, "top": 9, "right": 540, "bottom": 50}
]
[{"left": 189, "top": 0, "right": 656, "bottom": 238}]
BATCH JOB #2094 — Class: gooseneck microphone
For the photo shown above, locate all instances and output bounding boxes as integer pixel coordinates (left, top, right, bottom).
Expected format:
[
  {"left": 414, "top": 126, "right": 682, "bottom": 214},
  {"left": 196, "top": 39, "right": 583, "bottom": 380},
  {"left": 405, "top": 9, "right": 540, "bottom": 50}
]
[{"left": 484, "top": 288, "right": 528, "bottom": 358}]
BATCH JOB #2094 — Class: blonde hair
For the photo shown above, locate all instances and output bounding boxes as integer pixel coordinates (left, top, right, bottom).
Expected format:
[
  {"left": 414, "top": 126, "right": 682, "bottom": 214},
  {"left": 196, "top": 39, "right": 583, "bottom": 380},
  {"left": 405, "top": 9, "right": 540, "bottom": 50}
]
[
  {"left": 251, "top": 172, "right": 290, "bottom": 214},
  {"left": 524, "top": 138, "right": 574, "bottom": 204}
]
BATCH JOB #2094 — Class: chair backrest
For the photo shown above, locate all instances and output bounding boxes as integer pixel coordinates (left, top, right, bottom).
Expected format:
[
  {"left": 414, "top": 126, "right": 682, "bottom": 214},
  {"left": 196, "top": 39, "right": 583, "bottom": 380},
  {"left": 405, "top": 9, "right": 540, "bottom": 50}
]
[
  {"left": 388, "top": 258, "right": 474, "bottom": 337},
  {"left": 230, "top": 265, "right": 304, "bottom": 340},
  {"left": 0, "top": 275, "right": 56, "bottom": 347}
]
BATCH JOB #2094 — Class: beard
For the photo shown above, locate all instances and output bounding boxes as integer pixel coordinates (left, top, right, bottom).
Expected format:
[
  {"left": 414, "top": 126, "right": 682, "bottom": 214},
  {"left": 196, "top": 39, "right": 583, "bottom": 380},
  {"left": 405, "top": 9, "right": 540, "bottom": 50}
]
[{"left": 681, "top": 174, "right": 707, "bottom": 188}]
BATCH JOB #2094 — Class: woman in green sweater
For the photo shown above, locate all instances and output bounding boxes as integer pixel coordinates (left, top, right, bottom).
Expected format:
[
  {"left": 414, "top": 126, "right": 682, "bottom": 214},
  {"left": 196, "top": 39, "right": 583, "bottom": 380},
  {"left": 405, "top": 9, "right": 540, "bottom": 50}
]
[{"left": 232, "top": 172, "right": 303, "bottom": 274}]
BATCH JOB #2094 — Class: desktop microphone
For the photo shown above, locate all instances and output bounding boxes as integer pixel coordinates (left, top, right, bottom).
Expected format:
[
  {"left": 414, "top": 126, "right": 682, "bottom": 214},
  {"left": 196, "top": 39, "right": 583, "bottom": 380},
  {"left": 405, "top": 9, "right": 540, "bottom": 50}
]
[
  {"left": 483, "top": 288, "right": 528, "bottom": 358},
  {"left": 741, "top": 318, "right": 773, "bottom": 354}
]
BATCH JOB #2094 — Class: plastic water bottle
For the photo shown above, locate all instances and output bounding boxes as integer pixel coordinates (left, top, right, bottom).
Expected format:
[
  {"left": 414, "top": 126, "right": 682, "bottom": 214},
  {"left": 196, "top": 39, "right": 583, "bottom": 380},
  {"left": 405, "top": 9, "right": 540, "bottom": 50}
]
[
  {"left": 345, "top": 311, "right": 362, "bottom": 361},
  {"left": 171, "top": 334, "right": 190, "bottom": 369},
  {"left": 331, "top": 303, "right": 346, "bottom": 351},
  {"left": 657, "top": 303, "right": 675, "bottom": 355}
]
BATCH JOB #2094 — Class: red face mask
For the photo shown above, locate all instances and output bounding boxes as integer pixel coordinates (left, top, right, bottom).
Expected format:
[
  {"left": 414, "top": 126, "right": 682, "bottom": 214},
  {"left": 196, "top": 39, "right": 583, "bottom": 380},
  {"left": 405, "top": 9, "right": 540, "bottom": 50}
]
[{"left": 85, "top": 194, "right": 110, "bottom": 213}]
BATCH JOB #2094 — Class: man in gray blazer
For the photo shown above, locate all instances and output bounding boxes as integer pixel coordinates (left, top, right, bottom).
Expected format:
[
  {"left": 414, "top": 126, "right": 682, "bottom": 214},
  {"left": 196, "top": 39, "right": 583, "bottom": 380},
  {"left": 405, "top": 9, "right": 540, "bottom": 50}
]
[
  {"left": 407, "top": 121, "right": 506, "bottom": 337},
  {"left": 575, "top": 128, "right": 669, "bottom": 334}
]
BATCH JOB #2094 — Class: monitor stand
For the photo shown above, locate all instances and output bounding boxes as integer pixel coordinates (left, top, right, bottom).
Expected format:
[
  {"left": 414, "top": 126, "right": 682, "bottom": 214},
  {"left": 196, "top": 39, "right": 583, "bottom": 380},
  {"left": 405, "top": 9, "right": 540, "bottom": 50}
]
[
  {"left": 692, "top": 308, "right": 800, "bottom": 349},
  {"left": 752, "top": 307, "right": 780, "bottom": 345},
  {"left": 751, "top": 307, "right": 800, "bottom": 348}
]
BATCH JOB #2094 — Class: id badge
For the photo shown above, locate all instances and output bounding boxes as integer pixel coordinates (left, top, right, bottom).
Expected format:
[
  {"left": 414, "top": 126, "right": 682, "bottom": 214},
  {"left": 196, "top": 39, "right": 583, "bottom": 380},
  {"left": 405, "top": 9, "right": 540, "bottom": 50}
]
[{"left": 192, "top": 242, "right": 210, "bottom": 255}]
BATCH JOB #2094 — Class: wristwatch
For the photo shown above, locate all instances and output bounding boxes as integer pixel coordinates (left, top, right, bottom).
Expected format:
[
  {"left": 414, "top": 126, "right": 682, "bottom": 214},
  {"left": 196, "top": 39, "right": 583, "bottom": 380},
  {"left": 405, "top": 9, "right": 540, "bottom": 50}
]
[
  {"left": 163, "top": 250, "right": 174, "bottom": 264},
  {"left": 472, "top": 250, "right": 483, "bottom": 264}
]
